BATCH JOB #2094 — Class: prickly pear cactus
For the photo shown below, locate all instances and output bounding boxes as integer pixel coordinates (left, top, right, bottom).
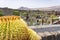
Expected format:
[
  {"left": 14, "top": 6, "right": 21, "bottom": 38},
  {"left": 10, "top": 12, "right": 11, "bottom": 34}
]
[{"left": 0, "top": 16, "right": 40, "bottom": 40}]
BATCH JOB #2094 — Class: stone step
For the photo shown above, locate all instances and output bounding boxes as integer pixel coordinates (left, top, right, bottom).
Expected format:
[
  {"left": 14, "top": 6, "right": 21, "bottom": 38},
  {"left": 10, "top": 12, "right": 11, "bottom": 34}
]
[{"left": 38, "top": 31, "right": 60, "bottom": 40}]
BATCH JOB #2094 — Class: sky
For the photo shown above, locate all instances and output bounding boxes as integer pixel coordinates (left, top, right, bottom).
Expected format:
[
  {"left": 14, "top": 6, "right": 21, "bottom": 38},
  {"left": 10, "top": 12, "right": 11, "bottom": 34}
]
[{"left": 0, "top": 0, "right": 60, "bottom": 9}]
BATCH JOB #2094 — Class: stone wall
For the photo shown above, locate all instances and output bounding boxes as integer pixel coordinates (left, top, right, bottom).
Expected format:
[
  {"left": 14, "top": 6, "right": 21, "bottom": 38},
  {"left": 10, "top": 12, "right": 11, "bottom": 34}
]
[{"left": 32, "top": 26, "right": 60, "bottom": 40}]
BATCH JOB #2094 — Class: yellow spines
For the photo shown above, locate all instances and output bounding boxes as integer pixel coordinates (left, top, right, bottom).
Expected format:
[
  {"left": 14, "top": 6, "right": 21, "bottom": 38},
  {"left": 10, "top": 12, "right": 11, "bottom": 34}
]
[
  {"left": 0, "top": 16, "right": 40, "bottom": 40},
  {"left": 28, "top": 28, "right": 41, "bottom": 40},
  {"left": 0, "top": 16, "right": 20, "bottom": 22},
  {"left": 0, "top": 16, "right": 29, "bottom": 40}
]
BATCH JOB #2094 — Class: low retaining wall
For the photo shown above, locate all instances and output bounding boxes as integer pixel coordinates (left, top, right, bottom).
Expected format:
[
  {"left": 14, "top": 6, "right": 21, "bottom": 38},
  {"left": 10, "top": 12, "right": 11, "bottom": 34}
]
[{"left": 31, "top": 25, "right": 60, "bottom": 40}]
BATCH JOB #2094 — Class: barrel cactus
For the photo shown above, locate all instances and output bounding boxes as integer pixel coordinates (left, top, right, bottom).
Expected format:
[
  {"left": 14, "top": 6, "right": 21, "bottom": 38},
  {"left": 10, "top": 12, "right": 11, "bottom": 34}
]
[{"left": 0, "top": 16, "right": 41, "bottom": 40}]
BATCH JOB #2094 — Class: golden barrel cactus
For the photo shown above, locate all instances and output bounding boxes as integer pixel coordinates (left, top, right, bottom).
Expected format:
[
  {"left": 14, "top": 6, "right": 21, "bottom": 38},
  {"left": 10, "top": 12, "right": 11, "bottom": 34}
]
[{"left": 0, "top": 16, "right": 41, "bottom": 40}]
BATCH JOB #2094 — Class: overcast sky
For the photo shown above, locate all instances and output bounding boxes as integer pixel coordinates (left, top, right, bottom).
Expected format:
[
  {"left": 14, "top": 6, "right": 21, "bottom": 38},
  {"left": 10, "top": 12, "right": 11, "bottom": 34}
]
[{"left": 0, "top": 0, "right": 60, "bottom": 9}]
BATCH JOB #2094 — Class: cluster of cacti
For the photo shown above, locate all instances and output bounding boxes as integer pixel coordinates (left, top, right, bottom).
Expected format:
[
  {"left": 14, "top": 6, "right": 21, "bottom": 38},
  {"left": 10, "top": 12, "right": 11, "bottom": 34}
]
[{"left": 0, "top": 16, "right": 40, "bottom": 40}]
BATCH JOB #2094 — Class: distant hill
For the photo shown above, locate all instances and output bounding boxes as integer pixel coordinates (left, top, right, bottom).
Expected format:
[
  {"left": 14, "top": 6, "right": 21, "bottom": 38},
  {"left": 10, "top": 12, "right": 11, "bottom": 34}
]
[
  {"left": 0, "top": 5, "right": 60, "bottom": 16},
  {"left": 19, "top": 7, "right": 30, "bottom": 10},
  {"left": 38, "top": 6, "right": 60, "bottom": 11},
  {"left": 0, "top": 7, "right": 13, "bottom": 16},
  {"left": 18, "top": 6, "right": 60, "bottom": 11}
]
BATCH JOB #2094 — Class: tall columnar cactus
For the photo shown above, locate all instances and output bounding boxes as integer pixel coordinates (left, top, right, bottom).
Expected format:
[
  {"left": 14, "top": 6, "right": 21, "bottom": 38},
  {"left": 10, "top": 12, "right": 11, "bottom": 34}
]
[{"left": 0, "top": 16, "right": 41, "bottom": 40}]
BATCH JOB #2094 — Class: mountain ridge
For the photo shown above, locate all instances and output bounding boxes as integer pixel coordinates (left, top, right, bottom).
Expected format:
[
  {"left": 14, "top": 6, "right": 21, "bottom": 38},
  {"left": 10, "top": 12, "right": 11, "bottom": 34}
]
[{"left": 18, "top": 5, "right": 60, "bottom": 11}]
